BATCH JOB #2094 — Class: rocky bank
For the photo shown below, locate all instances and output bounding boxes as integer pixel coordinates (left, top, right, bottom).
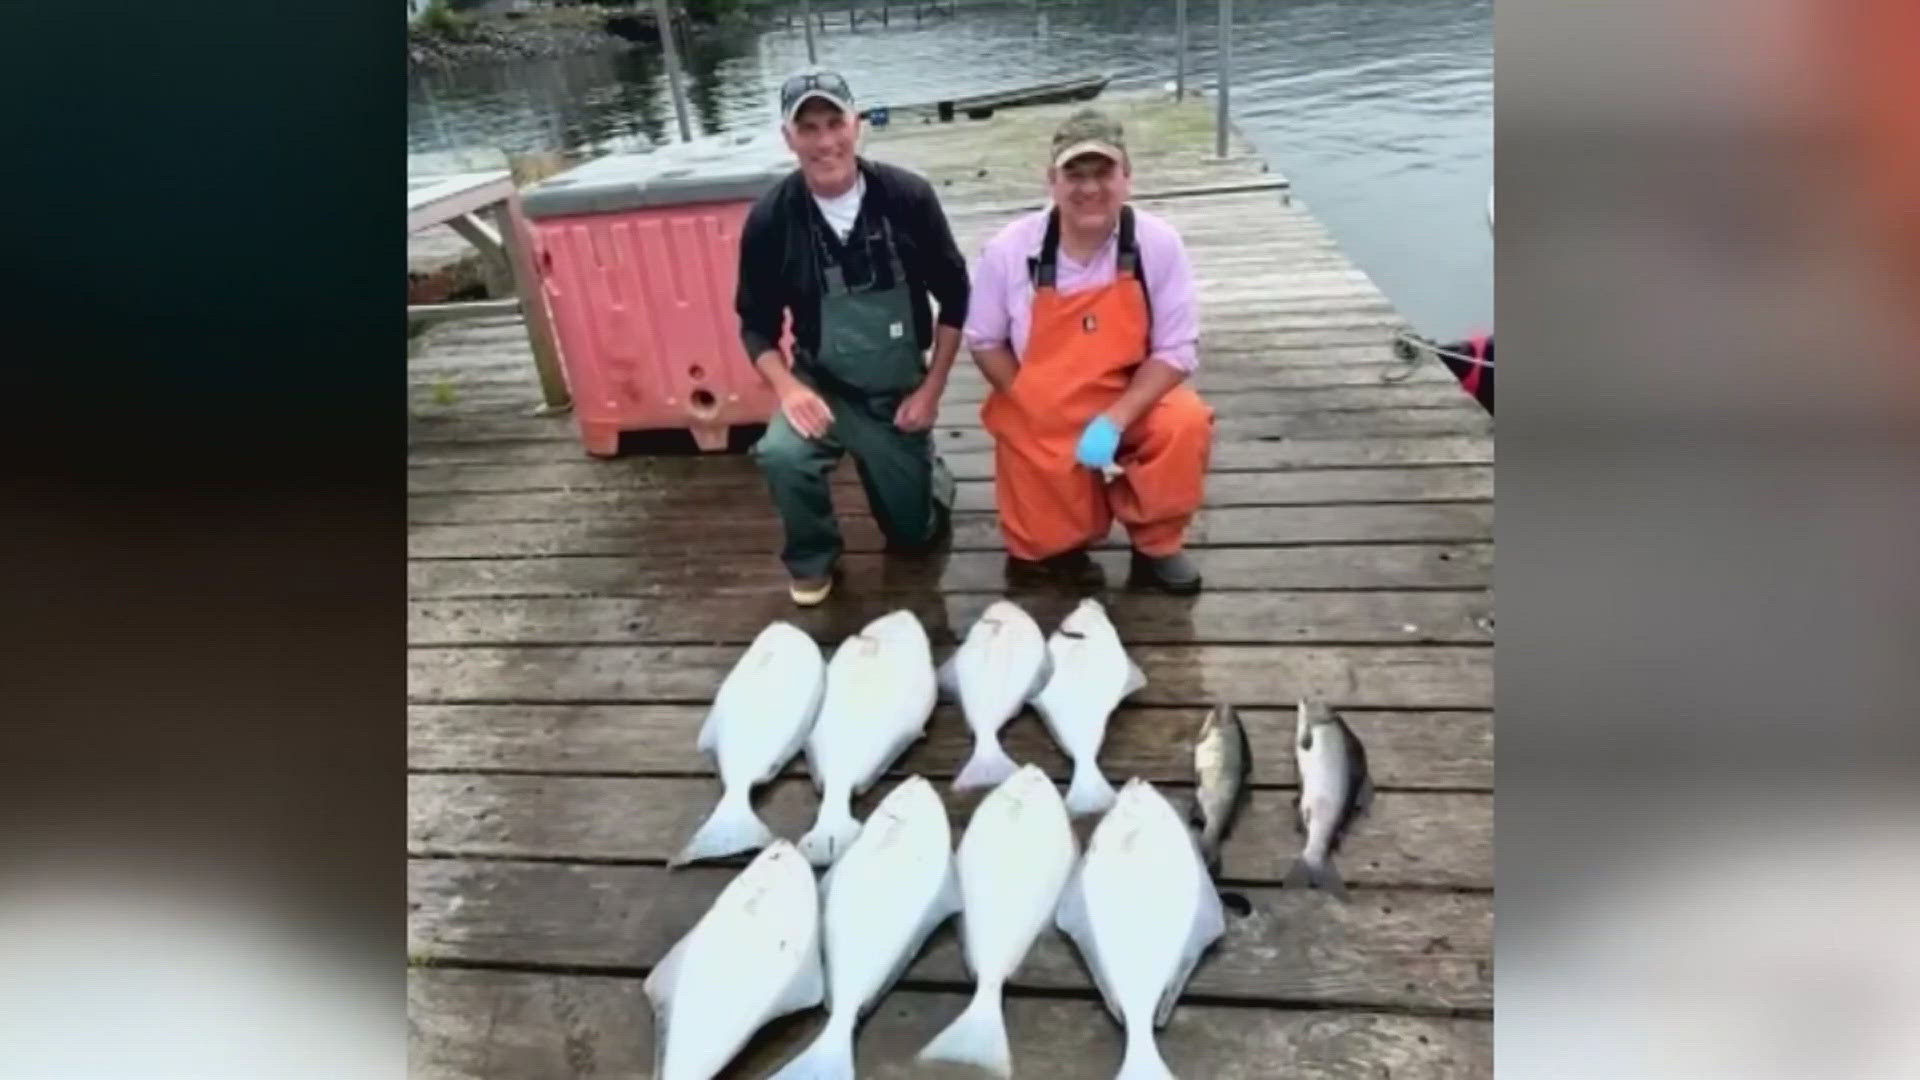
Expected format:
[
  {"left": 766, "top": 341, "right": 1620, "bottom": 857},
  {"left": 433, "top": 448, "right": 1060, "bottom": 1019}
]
[{"left": 408, "top": 10, "right": 647, "bottom": 73}]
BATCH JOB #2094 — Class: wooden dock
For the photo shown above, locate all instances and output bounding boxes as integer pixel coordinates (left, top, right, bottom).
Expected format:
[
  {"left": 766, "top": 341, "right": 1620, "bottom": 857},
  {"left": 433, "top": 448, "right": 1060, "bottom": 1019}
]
[{"left": 407, "top": 92, "right": 1493, "bottom": 1078}]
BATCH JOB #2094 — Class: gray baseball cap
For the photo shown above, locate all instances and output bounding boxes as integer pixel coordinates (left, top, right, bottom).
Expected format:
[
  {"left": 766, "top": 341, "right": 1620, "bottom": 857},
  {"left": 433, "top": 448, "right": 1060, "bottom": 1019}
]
[
  {"left": 1051, "top": 108, "right": 1127, "bottom": 168},
  {"left": 780, "top": 70, "right": 856, "bottom": 125}
]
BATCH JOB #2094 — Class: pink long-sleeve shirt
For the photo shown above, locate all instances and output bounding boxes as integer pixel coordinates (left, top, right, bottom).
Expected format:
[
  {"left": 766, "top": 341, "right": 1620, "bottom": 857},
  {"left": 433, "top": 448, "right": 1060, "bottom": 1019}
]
[{"left": 961, "top": 206, "right": 1200, "bottom": 373}]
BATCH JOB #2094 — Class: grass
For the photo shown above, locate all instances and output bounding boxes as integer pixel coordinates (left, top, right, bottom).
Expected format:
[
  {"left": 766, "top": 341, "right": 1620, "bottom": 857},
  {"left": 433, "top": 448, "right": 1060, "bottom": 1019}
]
[{"left": 416, "top": 0, "right": 472, "bottom": 40}]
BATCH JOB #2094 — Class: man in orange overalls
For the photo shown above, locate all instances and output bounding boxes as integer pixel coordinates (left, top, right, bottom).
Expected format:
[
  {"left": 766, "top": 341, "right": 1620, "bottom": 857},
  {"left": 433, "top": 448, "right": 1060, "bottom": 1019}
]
[{"left": 963, "top": 108, "right": 1214, "bottom": 593}]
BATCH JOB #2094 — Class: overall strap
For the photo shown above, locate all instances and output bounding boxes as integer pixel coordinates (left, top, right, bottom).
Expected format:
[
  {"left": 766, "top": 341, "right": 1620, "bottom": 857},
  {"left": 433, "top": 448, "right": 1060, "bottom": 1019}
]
[
  {"left": 809, "top": 206, "right": 851, "bottom": 296},
  {"left": 875, "top": 210, "right": 909, "bottom": 286},
  {"left": 1116, "top": 204, "right": 1150, "bottom": 331},
  {"left": 814, "top": 190, "right": 906, "bottom": 296},
  {"left": 1026, "top": 207, "right": 1149, "bottom": 329},
  {"left": 1027, "top": 208, "right": 1062, "bottom": 289}
]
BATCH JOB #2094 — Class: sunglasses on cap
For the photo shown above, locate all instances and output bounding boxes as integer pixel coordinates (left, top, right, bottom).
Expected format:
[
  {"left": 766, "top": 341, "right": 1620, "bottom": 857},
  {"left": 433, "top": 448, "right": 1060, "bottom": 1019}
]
[{"left": 780, "top": 72, "right": 854, "bottom": 117}]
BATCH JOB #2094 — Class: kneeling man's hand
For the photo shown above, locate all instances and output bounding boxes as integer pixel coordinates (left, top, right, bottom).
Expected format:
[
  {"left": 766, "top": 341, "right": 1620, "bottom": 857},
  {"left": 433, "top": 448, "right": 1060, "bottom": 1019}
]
[
  {"left": 781, "top": 383, "right": 834, "bottom": 440},
  {"left": 893, "top": 380, "right": 942, "bottom": 433},
  {"left": 1075, "top": 414, "right": 1121, "bottom": 469}
]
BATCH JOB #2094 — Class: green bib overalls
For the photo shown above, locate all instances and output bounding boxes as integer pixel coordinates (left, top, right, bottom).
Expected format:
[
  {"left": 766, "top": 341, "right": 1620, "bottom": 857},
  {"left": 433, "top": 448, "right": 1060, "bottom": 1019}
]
[{"left": 753, "top": 209, "right": 955, "bottom": 579}]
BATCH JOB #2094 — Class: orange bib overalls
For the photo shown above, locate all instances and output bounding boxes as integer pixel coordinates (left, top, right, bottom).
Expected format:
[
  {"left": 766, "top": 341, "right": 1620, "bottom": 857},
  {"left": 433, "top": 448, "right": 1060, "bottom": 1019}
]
[{"left": 981, "top": 207, "right": 1214, "bottom": 561}]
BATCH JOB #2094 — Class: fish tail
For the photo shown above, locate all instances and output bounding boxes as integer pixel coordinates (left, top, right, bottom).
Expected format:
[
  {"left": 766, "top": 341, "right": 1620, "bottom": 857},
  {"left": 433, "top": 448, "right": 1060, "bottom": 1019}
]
[
  {"left": 952, "top": 737, "right": 1019, "bottom": 792},
  {"left": 796, "top": 795, "right": 862, "bottom": 868},
  {"left": 1115, "top": 1024, "right": 1176, "bottom": 1080},
  {"left": 1198, "top": 831, "right": 1224, "bottom": 878},
  {"left": 669, "top": 788, "right": 773, "bottom": 867},
  {"left": 916, "top": 983, "right": 1012, "bottom": 1078},
  {"left": 1283, "top": 855, "right": 1350, "bottom": 901},
  {"left": 1064, "top": 759, "right": 1117, "bottom": 817},
  {"left": 769, "top": 1013, "right": 857, "bottom": 1080}
]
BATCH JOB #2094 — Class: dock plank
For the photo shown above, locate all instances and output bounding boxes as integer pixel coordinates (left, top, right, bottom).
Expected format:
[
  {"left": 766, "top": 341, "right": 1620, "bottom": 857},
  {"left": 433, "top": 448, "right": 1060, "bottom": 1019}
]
[
  {"left": 406, "top": 505, "right": 1493, "bottom": 558},
  {"left": 405, "top": 543, "right": 1493, "bottom": 591},
  {"left": 407, "top": 774, "right": 1492, "bottom": 888},
  {"left": 409, "top": 859, "right": 1491, "bottom": 1010},
  {"left": 408, "top": 589, "right": 1493, "bottom": 646},
  {"left": 407, "top": 643, "right": 1492, "bottom": 708},
  {"left": 405, "top": 467, "right": 1491, "bottom": 520},
  {"left": 407, "top": 461, "right": 1488, "bottom": 501},
  {"left": 409, "top": 407, "right": 1491, "bottom": 450},
  {"left": 404, "top": 433, "right": 1491, "bottom": 471},
  {"left": 408, "top": 704, "right": 1494, "bottom": 789},
  {"left": 409, "top": 969, "right": 1493, "bottom": 1080}
]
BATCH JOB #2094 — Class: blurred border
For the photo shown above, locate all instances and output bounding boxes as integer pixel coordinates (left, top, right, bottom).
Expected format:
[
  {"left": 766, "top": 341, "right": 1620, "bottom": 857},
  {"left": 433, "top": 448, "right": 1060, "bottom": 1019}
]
[
  {"left": 1499, "top": 0, "right": 1920, "bottom": 1076},
  {"left": 0, "top": 1, "right": 401, "bottom": 1075}
]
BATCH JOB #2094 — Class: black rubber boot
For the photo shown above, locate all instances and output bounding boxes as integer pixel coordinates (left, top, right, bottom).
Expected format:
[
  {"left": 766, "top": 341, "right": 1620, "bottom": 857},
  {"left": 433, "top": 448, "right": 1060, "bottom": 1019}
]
[
  {"left": 1128, "top": 549, "right": 1203, "bottom": 594},
  {"left": 1005, "top": 549, "right": 1107, "bottom": 592}
]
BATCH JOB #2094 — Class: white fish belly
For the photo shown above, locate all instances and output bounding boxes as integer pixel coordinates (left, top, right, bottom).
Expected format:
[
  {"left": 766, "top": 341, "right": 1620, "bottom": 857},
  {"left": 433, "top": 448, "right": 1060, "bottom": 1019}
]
[
  {"left": 655, "top": 846, "right": 819, "bottom": 1079},
  {"left": 822, "top": 804, "right": 952, "bottom": 1009},
  {"left": 957, "top": 792, "right": 1074, "bottom": 977},
  {"left": 1075, "top": 786, "right": 1214, "bottom": 1023},
  {"left": 812, "top": 651, "right": 934, "bottom": 789},
  {"left": 956, "top": 644, "right": 1038, "bottom": 736},
  {"left": 713, "top": 660, "right": 823, "bottom": 788}
]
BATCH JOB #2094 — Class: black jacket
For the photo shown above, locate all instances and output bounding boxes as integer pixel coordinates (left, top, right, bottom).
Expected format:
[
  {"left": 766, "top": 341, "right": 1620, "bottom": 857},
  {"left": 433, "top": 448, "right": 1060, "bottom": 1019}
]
[{"left": 735, "top": 158, "right": 970, "bottom": 366}]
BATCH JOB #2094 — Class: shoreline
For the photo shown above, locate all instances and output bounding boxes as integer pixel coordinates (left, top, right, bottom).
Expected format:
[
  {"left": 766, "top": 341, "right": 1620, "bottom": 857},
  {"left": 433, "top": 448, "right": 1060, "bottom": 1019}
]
[{"left": 407, "top": 8, "right": 759, "bottom": 75}]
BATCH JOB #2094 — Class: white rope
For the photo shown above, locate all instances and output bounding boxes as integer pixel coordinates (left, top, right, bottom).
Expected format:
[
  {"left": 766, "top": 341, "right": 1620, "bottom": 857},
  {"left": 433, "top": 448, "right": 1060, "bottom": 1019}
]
[{"left": 1383, "top": 331, "right": 1494, "bottom": 383}]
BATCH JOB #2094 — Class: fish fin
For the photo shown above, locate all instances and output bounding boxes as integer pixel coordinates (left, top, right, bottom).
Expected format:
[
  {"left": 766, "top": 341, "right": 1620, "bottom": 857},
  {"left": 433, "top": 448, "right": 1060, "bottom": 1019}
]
[
  {"left": 1283, "top": 856, "right": 1350, "bottom": 901},
  {"left": 818, "top": 856, "right": 840, "bottom": 904},
  {"left": 935, "top": 853, "right": 963, "bottom": 921},
  {"left": 1122, "top": 657, "right": 1148, "bottom": 697},
  {"left": 1345, "top": 718, "right": 1375, "bottom": 822},
  {"left": 1317, "top": 857, "right": 1351, "bottom": 901},
  {"left": 1198, "top": 834, "right": 1223, "bottom": 879},
  {"left": 804, "top": 742, "right": 825, "bottom": 792},
  {"left": 695, "top": 707, "right": 720, "bottom": 754},
  {"left": 767, "top": 719, "right": 815, "bottom": 786},
  {"left": 1283, "top": 856, "right": 1315, "bottom": 891},
  {"left": 1063, "top": 760, "right": 1117, "bottom": 817},
  {"left": 643, "top": 930, "right": 690, "bottom": 1009},
  {"left": 953, "top": 738, "right": 1019, "bottom": 791},
  {"left": 1055, "top": 860, "right": 1124, "bottom": 1025},
  {"left": 867, "top": 887, "right": 957, "bottom": 1020},
  {"left": 875, "top": 859, "right": 961, "bottom": 1007},
  {"left": 936, "top": 653, "right": 961, "bottom": 701},
  {"left": 796, "top": 799, "right": 862, "bottom": 868},
  {"left": 916, "top": 984, "right": 1012, "bottom": 1078},
  {"left": 775, "top": 934, "right": 828, "bottom": 1016},
  {"left": 1352, "top": 774, "right": 1376, "bottom": 817},
  {"left": 1153, "top": 875, "right": 1225, "bottom": 1028},
  {"left": 1115, "top": 1027, "right": 1176, "bottom": 1080},
  {"left": 670, "top": 789, "right": 775, "bottom": 867},
  {"left": 768, "top": 1016, "right": 855, "bottom": 1080},
  {"left": 1024, "top": 652, "right": 1054, "bottom": 702}
]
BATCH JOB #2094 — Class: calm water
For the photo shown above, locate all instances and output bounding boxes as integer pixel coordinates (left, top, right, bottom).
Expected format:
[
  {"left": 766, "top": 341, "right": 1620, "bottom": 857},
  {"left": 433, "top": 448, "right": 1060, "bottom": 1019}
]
[{"left": 408, "top": 0, "right": 1490, "bottom": 337}]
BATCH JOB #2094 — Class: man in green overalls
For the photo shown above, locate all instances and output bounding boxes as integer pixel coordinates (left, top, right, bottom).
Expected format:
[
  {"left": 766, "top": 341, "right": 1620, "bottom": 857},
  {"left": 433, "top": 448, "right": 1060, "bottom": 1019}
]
[{"left": 736, "top": 70, "right": 971, "bottom": 605}]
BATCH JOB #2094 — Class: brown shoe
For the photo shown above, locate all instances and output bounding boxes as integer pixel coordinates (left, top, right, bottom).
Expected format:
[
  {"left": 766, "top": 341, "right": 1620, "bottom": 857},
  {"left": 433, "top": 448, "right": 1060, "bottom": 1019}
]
[{"left": 788, "top": 571, "right": 836, "bottom": 607}]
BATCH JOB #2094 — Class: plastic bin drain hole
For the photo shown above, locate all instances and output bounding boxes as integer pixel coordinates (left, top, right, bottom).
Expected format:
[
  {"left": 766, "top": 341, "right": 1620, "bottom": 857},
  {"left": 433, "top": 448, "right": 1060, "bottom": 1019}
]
[{"left": 689, "top": 388, "right": 718, "bottom": 416}]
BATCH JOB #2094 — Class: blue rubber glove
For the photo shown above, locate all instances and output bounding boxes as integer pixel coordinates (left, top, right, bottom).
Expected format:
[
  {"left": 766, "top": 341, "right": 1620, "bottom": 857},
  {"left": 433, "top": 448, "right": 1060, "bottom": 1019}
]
[{"left": 1075, "top": 414, "right": 1121, "bottom": 470}]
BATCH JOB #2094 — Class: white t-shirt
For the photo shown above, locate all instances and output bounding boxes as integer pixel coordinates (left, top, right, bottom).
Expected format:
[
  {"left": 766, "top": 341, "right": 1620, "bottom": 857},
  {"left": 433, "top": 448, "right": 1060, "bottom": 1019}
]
[{"left": 811, "top": 173, "right": 866, "bottom": 241}]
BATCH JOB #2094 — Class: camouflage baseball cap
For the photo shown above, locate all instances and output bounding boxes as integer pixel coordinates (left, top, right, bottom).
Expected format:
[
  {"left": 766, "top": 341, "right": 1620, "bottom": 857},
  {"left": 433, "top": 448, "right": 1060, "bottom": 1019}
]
[{"left": 1050, "top": 108, "right": 1127, "bottom": 169}]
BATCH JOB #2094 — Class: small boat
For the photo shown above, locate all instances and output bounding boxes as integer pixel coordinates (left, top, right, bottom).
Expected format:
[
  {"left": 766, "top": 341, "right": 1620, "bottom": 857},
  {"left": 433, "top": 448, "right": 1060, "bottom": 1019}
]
[
  {"left": 1392, "top": 332, "right": 1493, "bottom": 415},
  {"left": 862, "top": 73, "right": 1110, "bottom": 123}
]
